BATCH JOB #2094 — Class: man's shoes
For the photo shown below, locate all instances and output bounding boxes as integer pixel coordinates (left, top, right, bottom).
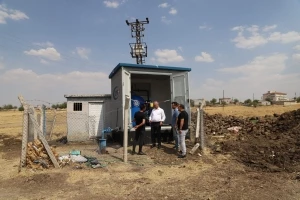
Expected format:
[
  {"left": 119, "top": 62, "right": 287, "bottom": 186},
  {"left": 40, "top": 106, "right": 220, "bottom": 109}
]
[
  {"left": 138, "top": 152, "right": 146, "bottom": 155},
  {"left": 150, "top": 144, "right": 156, "bottom": 149},
  {"left": 178, "top": 154, "right": 186, "bottom": 158},
  {"left": 178, "top": 150, "right": 182, "bottom": 154}
]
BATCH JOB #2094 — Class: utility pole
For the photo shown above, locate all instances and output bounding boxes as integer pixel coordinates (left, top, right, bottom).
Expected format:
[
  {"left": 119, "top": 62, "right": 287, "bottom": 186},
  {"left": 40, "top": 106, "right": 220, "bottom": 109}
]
[
  {"left": 126, "top": 18, "right": 149, "bottom": 64},
  {"left": 223, "top": 90, "right": 224, "bottom": 111}
]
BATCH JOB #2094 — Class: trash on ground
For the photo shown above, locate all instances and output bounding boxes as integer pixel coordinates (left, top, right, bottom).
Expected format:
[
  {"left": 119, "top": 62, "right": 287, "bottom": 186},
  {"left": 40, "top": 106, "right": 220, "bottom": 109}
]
[
  {"left": 190, "top": 143, "right": 200, "bottom": 155},
  {"left": 71, "top": 155, "right": 87, "bottom": 163},
  {"left": 227, "top": 126, "right": 242, "bottom": 133},
  {"left": 70, "top": 150, "right": 81, "bottom": 155}
]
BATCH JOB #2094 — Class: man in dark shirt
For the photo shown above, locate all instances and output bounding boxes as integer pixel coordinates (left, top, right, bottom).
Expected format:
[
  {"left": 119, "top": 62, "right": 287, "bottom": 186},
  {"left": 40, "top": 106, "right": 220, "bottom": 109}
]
[
  {"left": 176, "top": 104, "right": 189, "bottom": 158},
  {"left": 132, "top": 104, "right": 146, "bottom": 155}
]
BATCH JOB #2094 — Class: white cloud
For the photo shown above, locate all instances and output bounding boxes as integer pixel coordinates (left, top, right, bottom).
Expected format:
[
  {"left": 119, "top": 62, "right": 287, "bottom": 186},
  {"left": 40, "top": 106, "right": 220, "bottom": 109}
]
[
  {"left": 195, "top": 52, "right": 214, "bottom": 63},
  {"left": 40, "top": 59, "right": 49, "bottom": 65},
  {"left": 0, "top": 4, "right": 29, "bottom": 24},
  {"left": 24, "top": 47, "right": 61, "bottom": 61},
  {"left": 0, "top": 62, "right": 4, "bottom": 69},
  {"left": 103, "top": 1, "right": 119, "bottom": 8},
  {"left": 158, "top": 3, "right": 169, "bottom": 8},
  {"left": 0, "top": 68, "right": 110, "bottom": 105},
  {"left": 33, "top": 42, "right": 54, "bottom": 47},
  {"left": 152, "top": 49, "right": 184, "bottom": 64},
  {"left": 0, "top": 57, "right": 4, "bottom": 69},
  {"left": 231, "top": 25, "right": 268, "bottom": 49},
  {"left": 232, "top": 25, "right": 300, "bottom": 49},
  {"left": 161, "top": 16, "right": 171, "bottom": 24},
  {"left": 218, "top": 53, "right": 288, "bottom": 75},
  {"left": 262, "top": 24, "right": 277, "bottom": 32},
  {"left": 268, "top": 31, "right": 300, "bottom": 43},
  {"left": 192, "top": 53, "right": 300, "bottom": 101},
  {"left": 199, "top": 24, "right": 212, "bottom": 30},
  {"left": 292, "top": 53, "right": 300, "bottom": 61},
  {"left": 169, "top": 7, "right": 177, "bottom": 15},
  {"left": 75, "top": 47, "right": 91, "bottom": 60},
  {"left": 294, "top": 45, "right": 300, "bottom": 51}
]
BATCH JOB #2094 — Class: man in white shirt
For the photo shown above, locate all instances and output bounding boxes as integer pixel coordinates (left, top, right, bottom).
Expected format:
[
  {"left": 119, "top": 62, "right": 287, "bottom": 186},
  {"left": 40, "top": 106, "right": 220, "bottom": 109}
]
[{"left": 149, "top": 101, "right": 166, "bottom": 149}]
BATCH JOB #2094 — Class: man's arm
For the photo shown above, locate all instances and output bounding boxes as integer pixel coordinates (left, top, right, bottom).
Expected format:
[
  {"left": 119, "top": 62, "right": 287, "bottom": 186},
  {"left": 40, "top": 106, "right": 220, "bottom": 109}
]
[
  {"left": 149, "top": 110, "right": 153, "bottom": 121},
  {"left": 135, "top": 119, "right": 145, "bottom": 129},
  {"left": 161, "top": 109, "right": 166, "bottom": 122},
  {"left": 179, "top": 118, "right": 184, "bottom": 133}
]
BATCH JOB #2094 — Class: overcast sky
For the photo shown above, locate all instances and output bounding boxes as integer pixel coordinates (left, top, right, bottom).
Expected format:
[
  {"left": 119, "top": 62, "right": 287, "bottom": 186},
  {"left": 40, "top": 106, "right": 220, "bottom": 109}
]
[{"left": 1, "top": 0, "right": 300, "bottom": 106}]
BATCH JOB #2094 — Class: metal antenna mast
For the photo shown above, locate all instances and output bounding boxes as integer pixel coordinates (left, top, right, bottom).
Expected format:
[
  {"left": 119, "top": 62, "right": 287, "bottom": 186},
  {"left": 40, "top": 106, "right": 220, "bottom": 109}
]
[{"left": 126, "top": 18, "right": 149, "bottom": 64}]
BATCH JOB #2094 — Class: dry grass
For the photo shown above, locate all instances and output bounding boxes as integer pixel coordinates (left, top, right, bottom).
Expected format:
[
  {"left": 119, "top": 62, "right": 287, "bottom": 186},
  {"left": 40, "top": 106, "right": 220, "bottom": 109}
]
[
  {"left": 201, "top": 104, "right": 300, "bottom": 117},
  {"left": 0, "top": 109, "right": 67, "bottom": 139}
]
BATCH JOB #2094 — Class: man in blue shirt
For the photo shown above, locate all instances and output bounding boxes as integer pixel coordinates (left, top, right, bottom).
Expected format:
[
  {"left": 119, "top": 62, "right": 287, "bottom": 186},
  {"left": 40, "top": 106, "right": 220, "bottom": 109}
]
[{"left": 171, "top": 102, "right": 179, "bottom": 151}]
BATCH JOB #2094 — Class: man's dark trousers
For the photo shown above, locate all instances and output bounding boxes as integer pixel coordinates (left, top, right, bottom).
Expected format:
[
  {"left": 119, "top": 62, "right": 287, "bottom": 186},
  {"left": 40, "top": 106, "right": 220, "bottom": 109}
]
[
  {"left": 151, "top": 122, "right": 161, "bottom": 147},
  {"left": 133, "top": 129, "right": 145, "bottom": 153}
]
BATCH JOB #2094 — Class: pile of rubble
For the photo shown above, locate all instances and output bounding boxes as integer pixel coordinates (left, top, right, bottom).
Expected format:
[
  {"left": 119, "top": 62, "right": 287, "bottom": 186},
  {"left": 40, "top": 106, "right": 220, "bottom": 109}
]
[
  {"left": 192, "top": 109, "right": 300, "bottom": 172},
  {"left": 26, "top": 139, "right": 59, "bottom": 169},
  {"left": 203, "top": 109, "right": 300, "bottom": 136}
]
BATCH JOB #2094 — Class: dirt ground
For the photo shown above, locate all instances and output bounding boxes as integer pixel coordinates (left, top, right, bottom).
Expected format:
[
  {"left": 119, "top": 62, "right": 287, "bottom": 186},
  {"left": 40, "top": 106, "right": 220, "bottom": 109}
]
[{"left": 1, "top": 107, "right": 300, "bottom": 200}]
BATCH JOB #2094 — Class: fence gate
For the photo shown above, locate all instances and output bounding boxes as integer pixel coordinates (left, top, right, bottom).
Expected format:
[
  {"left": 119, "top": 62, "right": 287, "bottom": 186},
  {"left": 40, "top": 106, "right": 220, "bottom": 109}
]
[{"left": 88, "top": 102, "right": 104, "bottom": 138}]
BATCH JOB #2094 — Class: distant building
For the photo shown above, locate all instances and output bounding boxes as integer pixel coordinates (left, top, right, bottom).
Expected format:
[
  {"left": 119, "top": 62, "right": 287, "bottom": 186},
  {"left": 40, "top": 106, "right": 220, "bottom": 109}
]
[
  {"left": 192, "top": 99, "right": 205, "bottom": 107},
  {"left": 262, "top": 91, "right": 289, "bottom": 102},
  {"left": 259, "top": 100, "right": 271, "bottom": 106},
  {"left": 219, "top": 98, "right": 232, "bottom": 104}
]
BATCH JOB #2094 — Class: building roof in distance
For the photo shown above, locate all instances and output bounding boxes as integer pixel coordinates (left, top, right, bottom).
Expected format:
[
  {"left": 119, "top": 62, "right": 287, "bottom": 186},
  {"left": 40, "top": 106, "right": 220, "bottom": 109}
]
[
  {"left": 109, "top": 63, "right": 192, "bottom": 79},
  {"left": 64, "top": 94, "right": 111, "bottom": 98},
  {"left": 263, "top": 91, "right": 287, "bottom": 95}
]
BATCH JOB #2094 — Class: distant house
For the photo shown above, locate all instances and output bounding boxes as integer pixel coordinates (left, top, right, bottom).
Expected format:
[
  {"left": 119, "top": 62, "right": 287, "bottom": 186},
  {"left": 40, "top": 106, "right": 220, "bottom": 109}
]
[
  {"left": 192, "top": 99, "right": 205, "bottom": 107},
  {"left": 219, "top": 98, "right": 232, "bottom": 104},
  {"left": 262, "top": 91, "right": 289, "bottom": 102},
  {"left": 259, "top": 100, "right": 271, "bottom": 106}
]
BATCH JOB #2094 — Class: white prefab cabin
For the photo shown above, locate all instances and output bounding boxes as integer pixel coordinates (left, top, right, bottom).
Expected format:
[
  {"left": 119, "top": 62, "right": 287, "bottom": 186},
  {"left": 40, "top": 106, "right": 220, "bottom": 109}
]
[
  {"left": 108, "top": 63, "right": 191, "bottom": 132},
  {"left": 65, "top": 63, "right": 191, "bottom": 142}
]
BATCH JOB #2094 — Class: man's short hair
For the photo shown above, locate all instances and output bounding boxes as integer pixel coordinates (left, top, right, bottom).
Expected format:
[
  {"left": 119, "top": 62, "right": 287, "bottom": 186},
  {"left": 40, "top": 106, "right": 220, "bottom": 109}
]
[
  {"left": 179, "top": 104, "right": 185, "bottom": 109},
  {"left": 140, "top": 104, "right": 146, "bottom": 110},
  {"left": 172, "top": 102, "right": 178, "bottom": 106}
]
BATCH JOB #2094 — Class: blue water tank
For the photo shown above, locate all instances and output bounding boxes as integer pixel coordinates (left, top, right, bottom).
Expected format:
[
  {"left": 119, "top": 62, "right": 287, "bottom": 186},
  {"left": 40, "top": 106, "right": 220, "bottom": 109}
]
[{"left": 131, "top": 95, "right": 145, "bottom": 127}]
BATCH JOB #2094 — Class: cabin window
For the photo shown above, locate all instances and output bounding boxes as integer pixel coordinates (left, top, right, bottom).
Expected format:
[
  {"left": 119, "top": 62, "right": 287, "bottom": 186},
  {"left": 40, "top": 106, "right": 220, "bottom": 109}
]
[{"left": 73, "top": 103, "right": 82, "bottom": 111}]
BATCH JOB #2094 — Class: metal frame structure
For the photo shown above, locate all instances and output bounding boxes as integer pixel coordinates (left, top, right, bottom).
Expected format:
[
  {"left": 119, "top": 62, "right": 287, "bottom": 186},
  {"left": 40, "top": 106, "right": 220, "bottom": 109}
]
[{"left": 126, "top": 18, "right": 149, "bottom": 64}]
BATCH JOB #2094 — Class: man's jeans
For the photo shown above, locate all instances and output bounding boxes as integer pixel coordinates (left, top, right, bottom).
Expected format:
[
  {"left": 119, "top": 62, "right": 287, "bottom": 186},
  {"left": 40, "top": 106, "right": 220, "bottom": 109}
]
[
  {"left": 178, "top": 129, "right": 188, "bottom": 155},
  {"left": 172, "top": 125, "right": 179, "bottom": 150}
]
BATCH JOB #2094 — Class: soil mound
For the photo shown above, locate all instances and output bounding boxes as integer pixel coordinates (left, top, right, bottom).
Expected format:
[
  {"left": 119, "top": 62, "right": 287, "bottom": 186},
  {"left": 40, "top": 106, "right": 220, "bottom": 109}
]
[{"left": 192, "top": 109, "right": 300, "bottom": 172}]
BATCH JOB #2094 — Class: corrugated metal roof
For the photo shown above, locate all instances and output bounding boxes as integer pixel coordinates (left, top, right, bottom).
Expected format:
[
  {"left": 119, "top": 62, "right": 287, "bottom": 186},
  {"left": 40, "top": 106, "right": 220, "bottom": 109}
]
[
  {"left": 109, "top": 63, "right": 192, "bottom": 79},
  {"left": 64, "top": 94, "right": 111, "bottom": 98}
]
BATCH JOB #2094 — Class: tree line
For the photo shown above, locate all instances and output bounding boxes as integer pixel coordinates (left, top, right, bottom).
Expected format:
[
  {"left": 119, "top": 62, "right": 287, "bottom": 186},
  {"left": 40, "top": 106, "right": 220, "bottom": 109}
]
[{"left": 0, "top": 102, "right": 67, "bottom": 111}]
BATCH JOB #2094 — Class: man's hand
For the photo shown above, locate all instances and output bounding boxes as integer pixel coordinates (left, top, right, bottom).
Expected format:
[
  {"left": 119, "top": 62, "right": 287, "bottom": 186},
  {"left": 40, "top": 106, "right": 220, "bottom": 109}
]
[
  {"left": 134, "top": 125, "right": 139, "bottom": 130},
  {"left": 179, "top": 130, "right": 182, "bottom": 134},
  {"left": 160, "top": 121, "right": 162, "bottom": 126},
  {"left": 149, "top": 120, "right": 152, "bottom": 123}
]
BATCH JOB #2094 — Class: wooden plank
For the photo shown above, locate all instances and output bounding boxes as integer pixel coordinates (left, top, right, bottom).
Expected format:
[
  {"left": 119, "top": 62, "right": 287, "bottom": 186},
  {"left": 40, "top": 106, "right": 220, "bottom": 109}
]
[{"left": 28, "top": 108, "right": 60, "bottom": 168}]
